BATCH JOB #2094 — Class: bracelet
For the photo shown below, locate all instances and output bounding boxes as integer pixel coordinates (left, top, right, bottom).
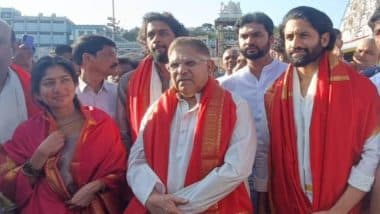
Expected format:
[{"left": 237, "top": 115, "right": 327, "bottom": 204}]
[{"left": 22, "top": 160, "right": 44, "bottom": 177}]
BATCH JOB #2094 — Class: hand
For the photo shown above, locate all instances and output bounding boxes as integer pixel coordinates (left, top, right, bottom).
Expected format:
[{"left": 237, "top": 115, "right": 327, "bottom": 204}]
[
  {"left": 146, "top": 190, "right": 188, "bottom": 214},
  {"left": 29, "top": 131, "right": 65, "bottom": 170},
  {"left": 37, "top": 131, "right": 65, "bottom": 158},
  {"left": 67, "top": 180, "right": 104, "bottom": 209}
]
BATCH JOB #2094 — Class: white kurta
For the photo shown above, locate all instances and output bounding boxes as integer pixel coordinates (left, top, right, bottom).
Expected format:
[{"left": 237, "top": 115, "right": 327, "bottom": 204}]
[
  {"left": 0, "top": 68, "right": 28, "bottom": 143},
  {"left": 127, "top": 92, "right": 257, "bottom": 213},
  {"left": 370, "top": 72, "right": 380, "bottom": 95},
  {"left": 149, "top": 64, "right": 163, "bottom": 105},
  {"left": 292, "top": 68, "right": 380, "bottom": 202},
  {"left": 219, "top": 59, "right": 287, "bottom": 192}
]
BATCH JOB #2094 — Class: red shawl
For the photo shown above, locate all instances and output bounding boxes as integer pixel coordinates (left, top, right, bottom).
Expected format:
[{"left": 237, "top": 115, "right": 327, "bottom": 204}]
[
  {"left": 125, "top": 79, "right": 252, "bottom": 214},
  {"left": 265, "top": 52, "right": 380, "bottom": 213},
  {"left": 10, "top": 63, "right": 40, "bottom": 117},
  {"left": 126, "top": 56, "right": 153, "bottom": 143},
  {"left": 0, "top": 107, "right": 127, "bottom": 213}
]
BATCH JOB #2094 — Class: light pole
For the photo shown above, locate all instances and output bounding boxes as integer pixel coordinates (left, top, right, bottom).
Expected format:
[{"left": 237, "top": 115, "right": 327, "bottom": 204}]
[
  {"left": 112, "top": 0, "right": 115, "bottom": 41},
  {"left": 107, "top": 0, "right": 119, "bottom": 41}
]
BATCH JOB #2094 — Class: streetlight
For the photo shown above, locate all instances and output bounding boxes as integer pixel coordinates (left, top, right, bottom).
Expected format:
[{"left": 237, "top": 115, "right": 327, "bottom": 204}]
[{"left": 107, "top": 0, "right": 119, "bottom": 41}]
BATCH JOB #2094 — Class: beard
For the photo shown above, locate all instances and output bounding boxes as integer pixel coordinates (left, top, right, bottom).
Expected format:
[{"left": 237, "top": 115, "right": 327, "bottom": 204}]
[
  {"left": 240, "top": 41, "right": 270, "bottom": 60},
  {"left": 151, "top": 47, "right": 169, "bottom": 64},
  {"left": 286, "top": 43, "right": 324, "bottom": 67}
]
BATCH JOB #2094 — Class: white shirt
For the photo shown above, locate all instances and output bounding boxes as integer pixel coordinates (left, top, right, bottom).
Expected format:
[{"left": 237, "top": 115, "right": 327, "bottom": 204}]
[
  {"left": 76, "top": 77, "right": 117, "bottom": 119},
  {"left": 149, "top": 64, "right": 163, "bottom": 105},
  {"left": 127, "top": 92, "right": 257, "bottom": 213},
  {"left": 0, "top": 68, "right": 28, "bottom": 143},
  {"left": 216, "top": 72, "right": 230, "bottom": 83},
  {"left": 370, "top": 72, "right": 380, "bottom": 95},
  {"left": 219, "top": 59, "right": 287, "bottom": 192},
  {"left": 292, "top": 69, "right": 380, "bottom": 202}
]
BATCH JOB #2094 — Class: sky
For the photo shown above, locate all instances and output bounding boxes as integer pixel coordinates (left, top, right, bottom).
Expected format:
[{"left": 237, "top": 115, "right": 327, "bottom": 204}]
[{"left": 2, "top": 0, "right": 349, "bottom": 30}]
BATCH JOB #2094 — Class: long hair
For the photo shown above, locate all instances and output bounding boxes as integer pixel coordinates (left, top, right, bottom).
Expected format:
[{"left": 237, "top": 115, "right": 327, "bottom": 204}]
[
  {"left": 137, "top": 12, "right": 188, "bottom": 52},
  {"left": 278, "top": 6, "right": 336, "bottom": 51}
]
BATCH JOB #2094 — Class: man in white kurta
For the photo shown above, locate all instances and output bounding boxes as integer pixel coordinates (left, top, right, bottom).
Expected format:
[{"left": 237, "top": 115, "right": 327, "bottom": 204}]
[
  {"left": 126, "top": 37, "right": 257, "bottom": 214},
  {"left": 266, "top": 6, "right": 380, "bottom": 213},
  {"left": 219, "top": 12, "right": 287, "bottom": 212},
  {"left": 0, "top": 68, "right": 28, "bottom": 143}
]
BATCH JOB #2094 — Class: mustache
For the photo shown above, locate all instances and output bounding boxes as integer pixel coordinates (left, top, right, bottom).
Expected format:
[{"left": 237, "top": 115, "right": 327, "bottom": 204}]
[
  {"left": 245, "top": 45, "right": 259, "bottom": 50},
  {"left": 153, "top": 44, "right": 167, "bottom": 51},
  {"left": 290, "top": 47, "right": 308, "bottom": 53}
]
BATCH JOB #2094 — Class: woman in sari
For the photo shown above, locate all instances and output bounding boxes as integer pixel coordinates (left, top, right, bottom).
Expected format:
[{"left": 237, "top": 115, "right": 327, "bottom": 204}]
[{"left": 0, "top": 56, "right": 127, "bottom": 213}]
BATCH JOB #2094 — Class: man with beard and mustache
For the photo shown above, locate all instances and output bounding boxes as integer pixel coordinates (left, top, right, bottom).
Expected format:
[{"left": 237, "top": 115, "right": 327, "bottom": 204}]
[
  {"left": 219, "top": 12, "right": 287, "bottom": 213},
  {"left": 72, "top": 35, "right": 119, "bottom": 119},
  {"left": 117, "top": 12, "right": 188, "bottom": 150},
  {"left": 265, "top": 6, "right": 380, "bottom": 213}
]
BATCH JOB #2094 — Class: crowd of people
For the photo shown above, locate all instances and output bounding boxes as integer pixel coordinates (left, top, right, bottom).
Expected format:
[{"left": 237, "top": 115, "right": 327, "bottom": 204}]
[{"left": 0, "top": 5, "right": 379, "bottom": 214}]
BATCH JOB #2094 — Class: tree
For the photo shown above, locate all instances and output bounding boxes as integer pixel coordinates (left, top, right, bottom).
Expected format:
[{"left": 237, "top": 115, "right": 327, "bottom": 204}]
[
  {"left": 122, "top": 27, "right": 140, "bottom": 41},
  {"left": 201, "top": 23, "right": 214, "bottom": 32},
  {"left": 188, "top": 23, "right": 216, "bottom": 37}
]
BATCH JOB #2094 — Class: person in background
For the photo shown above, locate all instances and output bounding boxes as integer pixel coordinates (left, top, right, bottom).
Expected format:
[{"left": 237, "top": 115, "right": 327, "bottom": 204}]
[
  {"left": 332, "top": 28, "right": 344, "bottom": 59},
  {"left": 109, "top": 55, "right": 139, "bottom": 83},
  {"left": 72, "top": 35, "right": 119, "bottom": 119},
  {"left": 232, "top": 53, "right": 247, "bottom": 72},
  {"left": 350, "top": 38, "right": 380, "bottom": 77},
  {"left": 12, "top": 34, "right": 35, "bottom": 73},
  {"left": 54, "top": 44, "right": 73, "bottom": 62},
  {"left": 270, "top": 36, "right": 288, "bottom": 62},
  {"left": 222, "top": 48, "right": 239, "bottom": 76}
]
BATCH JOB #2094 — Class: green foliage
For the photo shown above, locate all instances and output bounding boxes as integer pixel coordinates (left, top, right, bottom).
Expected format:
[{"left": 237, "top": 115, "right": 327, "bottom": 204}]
[{"left": 122, "top": 27, "right": 140, "bottom": 41}]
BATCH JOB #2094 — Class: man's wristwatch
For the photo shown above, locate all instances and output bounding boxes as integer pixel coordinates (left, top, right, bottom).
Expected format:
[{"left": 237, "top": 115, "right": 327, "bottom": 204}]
[{"left": 22, "top": 160, "right": 43, "bottom": 177}]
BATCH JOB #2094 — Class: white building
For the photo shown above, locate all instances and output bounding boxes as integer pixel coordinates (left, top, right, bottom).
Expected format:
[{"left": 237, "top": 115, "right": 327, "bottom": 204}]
[
  {"left": 72, "top": 25, "right": 112, "bottom": 41},
  {"left": 340, "top": 0, "right": 380, "bottom": 53}
]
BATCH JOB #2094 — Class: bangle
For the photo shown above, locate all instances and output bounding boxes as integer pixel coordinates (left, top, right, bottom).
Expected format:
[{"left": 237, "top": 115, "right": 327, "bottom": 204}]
[{"left": 22, "top": 160, "right": 44, "bottom": 177}]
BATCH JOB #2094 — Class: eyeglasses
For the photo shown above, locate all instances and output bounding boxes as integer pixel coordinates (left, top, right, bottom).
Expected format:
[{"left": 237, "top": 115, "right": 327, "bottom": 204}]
[{"left": 168, "top": 58, "right": 208, "bottom": 72}]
